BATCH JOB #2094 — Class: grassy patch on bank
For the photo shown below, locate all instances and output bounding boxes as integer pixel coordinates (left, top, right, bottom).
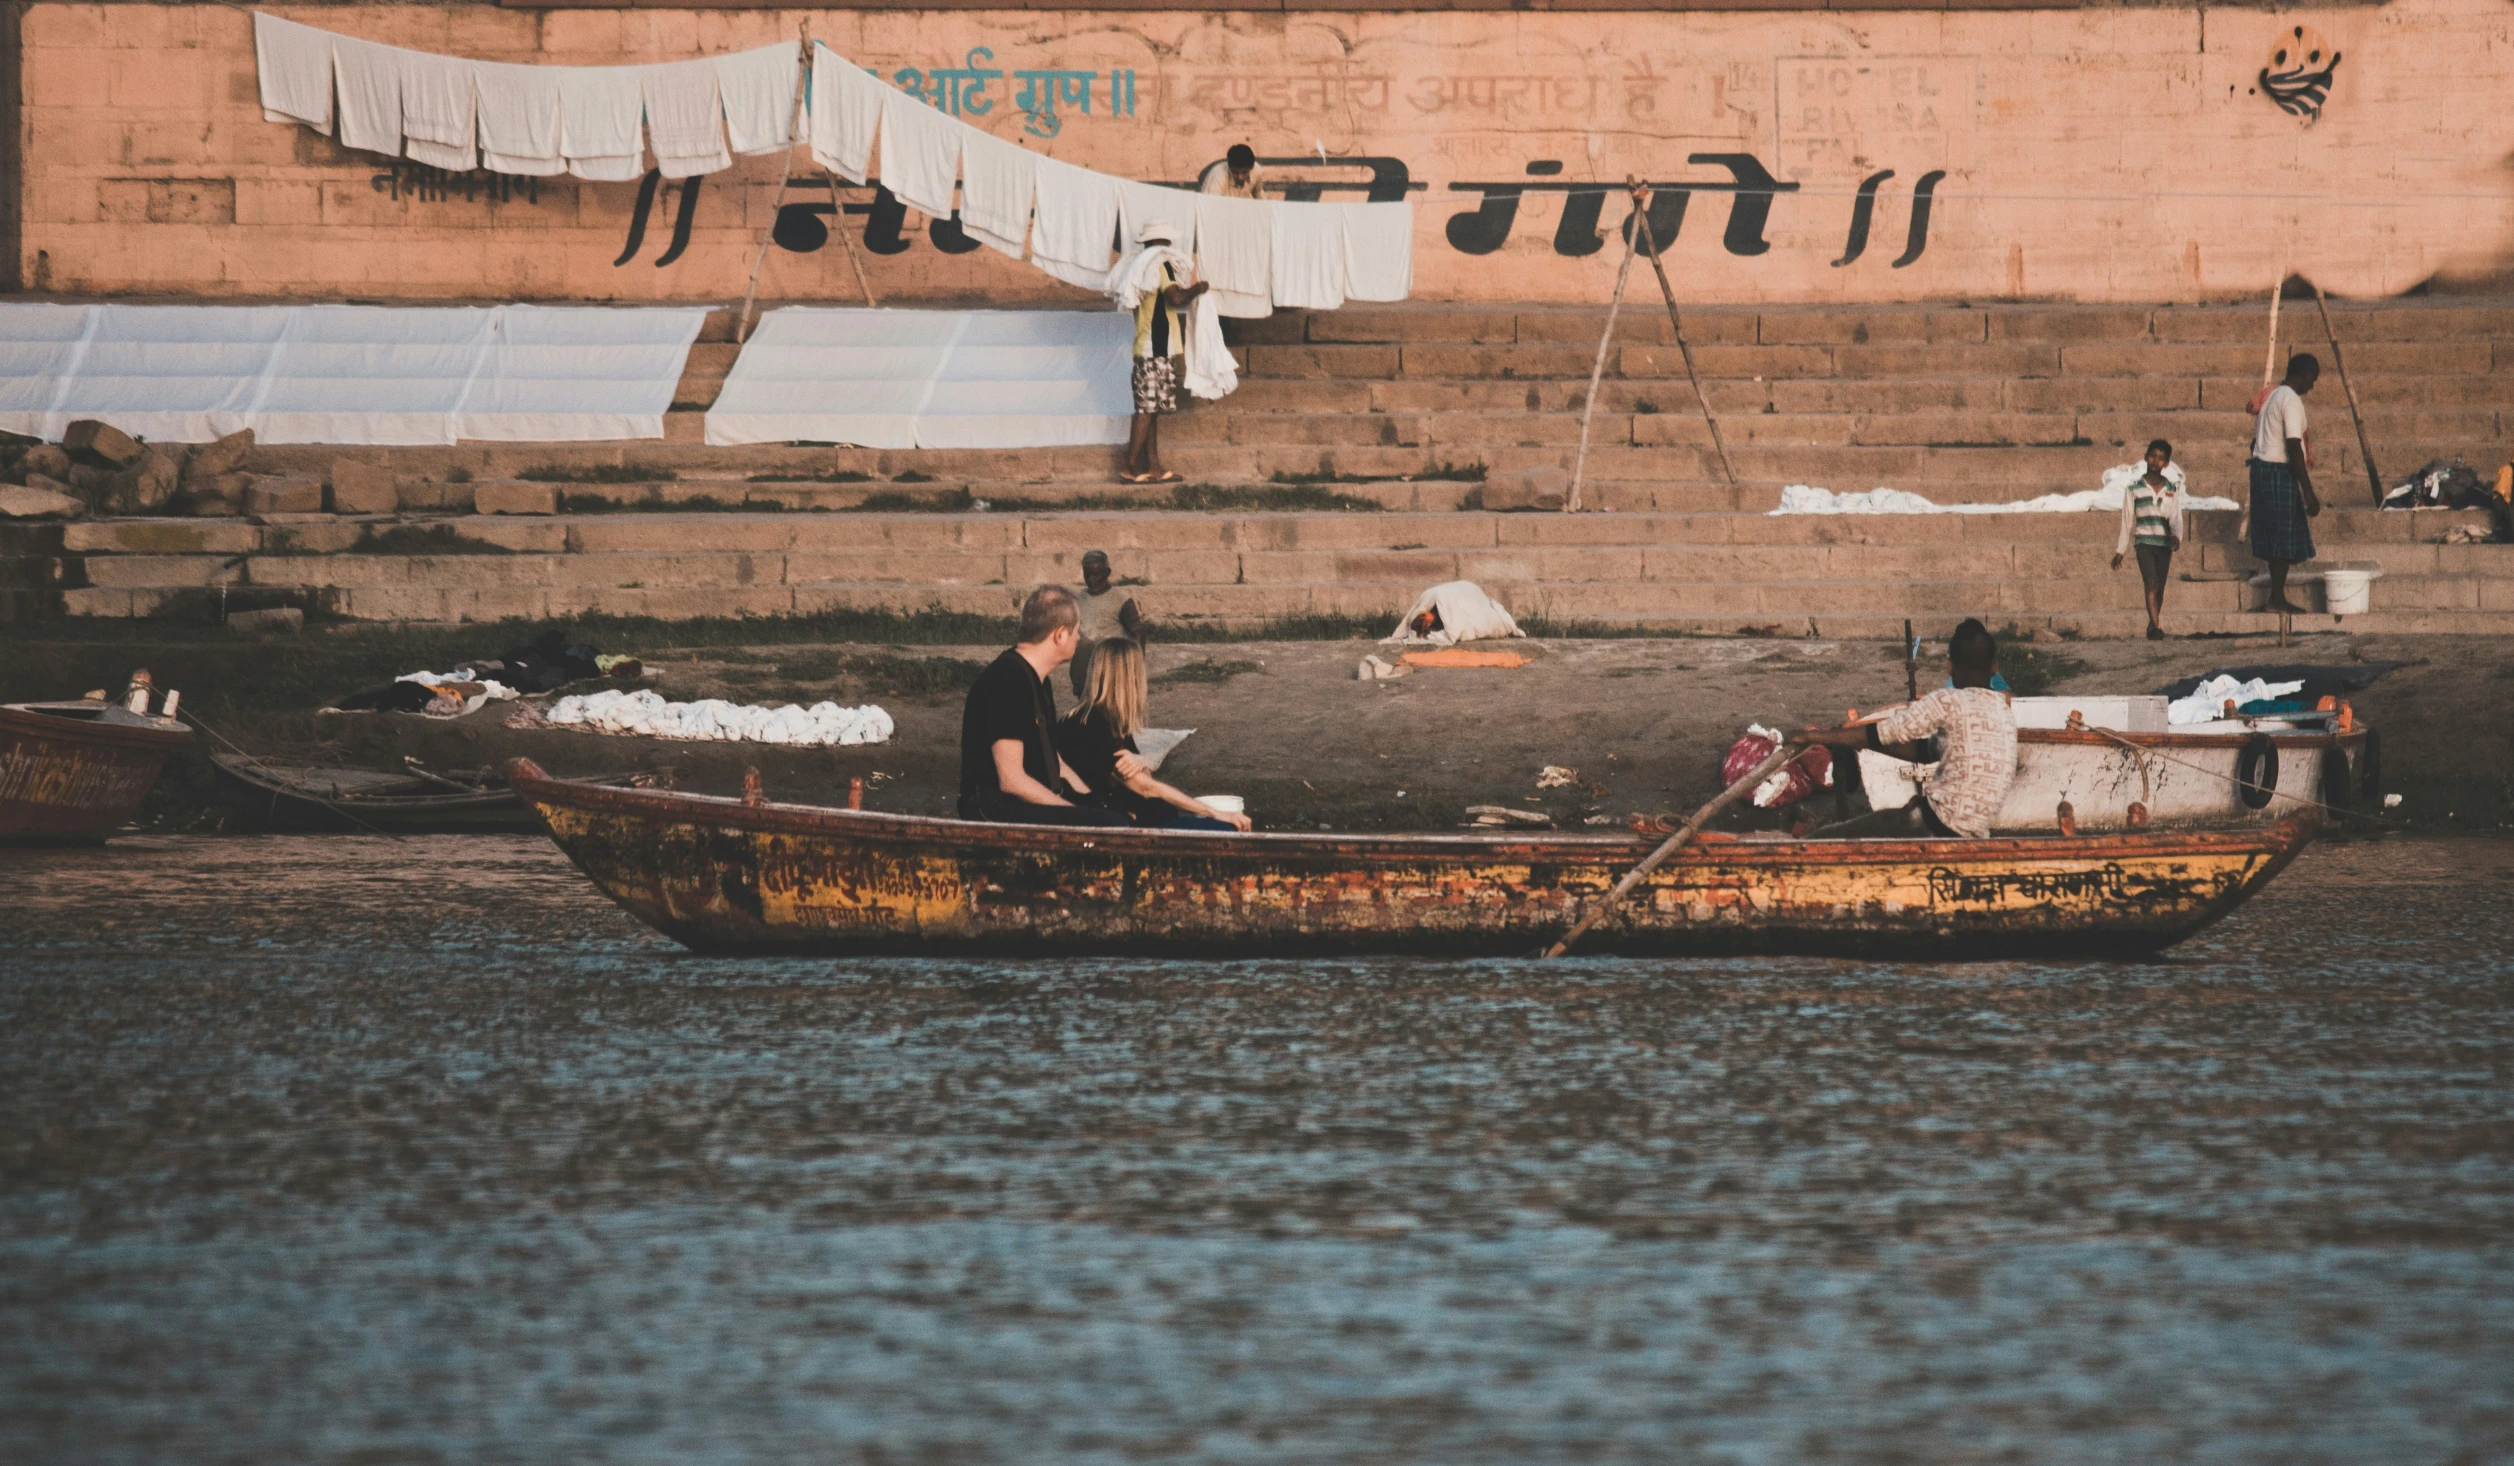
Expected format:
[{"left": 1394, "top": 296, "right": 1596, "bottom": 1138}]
[
  {"left": 1270, "top": 462, "right": 1484, "bottom": 485},
  {"left": 349, "top": 524, "right": 519, "bottom": 555},
  {"left": 519, "top": 463, "right": 681, "bottom": 484},
  {"left": 556, "top": 492, "right": 795, "bottom": 514},
  {"left": 747, "top": 469, "right": 875, "bottom": 484},
  {"left": 1151, "top": 658, "right": 1266, "bottom": 686}
]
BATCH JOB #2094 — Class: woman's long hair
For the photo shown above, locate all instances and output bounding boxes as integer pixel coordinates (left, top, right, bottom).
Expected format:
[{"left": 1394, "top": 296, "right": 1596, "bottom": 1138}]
[{"left": 1077, "top": 636, "right": 1147, "bottom": 739}]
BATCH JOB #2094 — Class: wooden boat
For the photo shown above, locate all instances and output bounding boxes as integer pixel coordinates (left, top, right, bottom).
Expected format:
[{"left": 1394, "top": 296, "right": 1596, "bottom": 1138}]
[
  {"left": 211, "top": 753, "right": 643, "bottom": 834},
  {"left": 509, "top": 759, "right": 2317, "bottom": 960},
  {"left": 0, "top": 699, "right": 192, "bottom": 845},
  {"left": 1858, "top": 695, "right": 2377, "bottom": 834}
]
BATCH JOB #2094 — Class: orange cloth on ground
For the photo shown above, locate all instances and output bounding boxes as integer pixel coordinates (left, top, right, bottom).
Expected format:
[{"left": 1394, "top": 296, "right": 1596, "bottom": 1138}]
[{"left": 1399, "top": 649, "right": 1529, "bottom": 669}]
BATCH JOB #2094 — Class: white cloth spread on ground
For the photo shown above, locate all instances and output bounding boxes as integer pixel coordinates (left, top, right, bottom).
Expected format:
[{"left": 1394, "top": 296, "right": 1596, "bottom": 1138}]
[
  {"left": 1106, "top": 247, "right": 1236, "bottom": 402},
  {"left": 959, "top": 131, "right": 1038, "bottom": 260},
  {"left": 475, "top": 60, "right": 564, "bottom": 176},
  {"left": 2167, "top": 675, "right": 2308, "bottom": 726},
  {"left": 806, "top": 45, "right": 885, "bottom": 184},
  {"left": 247, "top": 14, "right": 791, "bottom": 181},
  {"left": 1774, "top": 470, "right": 2236, "bottom": 517},
  {"left": 705, "top": 307, "right": 1133, "bottom": 449},
  {"left": 252, "top": 13, "right": 335, "bottom": 131},
  {"left": 1270, "top": 202, "right": 1348, "bottom": 312},
  {"left": 1382, "top": 582, "right": 1526, "bottom": 645},
  {"left": 548, "top": 688, "right": 895, "bottom": 746},
  {"left": 1341, "top": 202, "right": 1415, "bottom": 302},
  {"left": 0, "top": 302, "right": 707, "bottom": 444},
  {"left": 641, "top": 58, "right": 732, "bottom": 178},
  {"left": 713, "top": 43, "right": 798, "bottom": 155},
  {"left": 879, "top": 88, "right": 964, "bottom": 220}
]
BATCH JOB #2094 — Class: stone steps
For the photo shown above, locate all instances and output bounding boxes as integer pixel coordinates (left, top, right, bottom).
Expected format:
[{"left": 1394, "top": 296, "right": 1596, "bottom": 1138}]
[{"left": 57, "top": 507, "right": 2510, "bottom": 635}]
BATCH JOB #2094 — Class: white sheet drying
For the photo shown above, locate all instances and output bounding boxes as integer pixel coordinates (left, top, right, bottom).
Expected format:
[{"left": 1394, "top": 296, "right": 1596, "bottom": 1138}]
[
  {"left": 805, "top": 43, "right": 885, "bottom": 184},
  {"left": 880, "top": 88, "right": 963, "bottom": 219},
  {"left": 329, "top": 35, "right": 408, "bottom": 157},
  {"left": 706, "top": 307, "right": 1133, "bottom": 450},
  {"left": 1774, "top": 473, "right": 2236, "bottom": 517},
  {"left": 1382, "top": 581, "right": 1526, "bottom": 645},
  {"left": 959, "top": 131, "right": 1038, "bottom": 260},
  {"left": 1193, "top": 193, "right": 1274, "bottom": 319},
  {"left": 252, "top": 13, "right": 335, "bottom": 131},
  {"left": 1270, "top": 202, "right": 1348, "bottom": 312},
  {"left": 1341, "top": 202, "right": 1415, "bottom": 302},
  {"left": 641, "top": 57, "right": 731, "bottom": 178},
  {"left": 714, "top": 43, "right": 798, "bottom": 155},
  {"left": 1029, "top": 156, "right": 1122, "bottom": 291},
  {"left": 548, "top": 688, "right": 895, "bottom": 747},
  {"left": 0, "top": 302, "right": 707, "bottom": 445},
  {"left": 399, "top": 48, "right": 481, "bottom": 172},
  {"left": 476, "top": 60, "right": 564, "bottom": 176}
]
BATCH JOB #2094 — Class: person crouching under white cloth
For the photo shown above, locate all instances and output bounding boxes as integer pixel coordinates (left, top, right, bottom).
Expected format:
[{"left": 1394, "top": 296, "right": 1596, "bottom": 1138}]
[{"left": 1108, "top": 220, "right": 1208, "bottom": 485}]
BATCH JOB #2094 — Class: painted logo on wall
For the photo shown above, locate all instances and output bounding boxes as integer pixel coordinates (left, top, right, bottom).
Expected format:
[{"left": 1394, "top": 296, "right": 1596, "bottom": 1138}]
[{"left": 2256, "top": 25, "right": 2341, "bottom": 124}]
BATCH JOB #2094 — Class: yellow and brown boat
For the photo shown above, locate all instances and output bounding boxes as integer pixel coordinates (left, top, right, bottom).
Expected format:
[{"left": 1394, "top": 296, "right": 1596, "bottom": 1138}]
[{"left": 510, "top": 760, "right": 2315, "bottom": 961}]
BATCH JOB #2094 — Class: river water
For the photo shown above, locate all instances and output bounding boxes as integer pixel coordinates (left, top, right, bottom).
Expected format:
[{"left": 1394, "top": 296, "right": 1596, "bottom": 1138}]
[{"left": 3, "top": 834, "right": 2510, "bottom": 1464}]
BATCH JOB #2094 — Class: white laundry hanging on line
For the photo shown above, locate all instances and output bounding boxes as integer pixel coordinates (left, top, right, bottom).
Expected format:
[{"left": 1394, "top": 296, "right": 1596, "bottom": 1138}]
[
  {"left": 475, "top": 60, "right": 564, "bottom": 176},
  {"left": 641, "top": 58, "right": 731, "bottom": 178},
  {"left": 252, "top": 13, "right": 334, "bottom": 131},
  {"left": 805, "top": 42, "right": 884, "bottom": 183},
  {"left": 1191, "top": 192, "right": 1273, "bottom": 318},
  {"left": 328, "top": 35, "right": 408, "bottom": 157},
  {"left": 705, "top": 307, "right": 1134, "bottom": 450},
  {"left": 1340, "top": 201, "right": 1415, "bottom": 303},
  {"left": 1114, "top": 179, "right": 1196, "bottom": 257},
  {"left": 879, "top": 88, "right": 964, "bottom": 220},
  {"left": 1269, "top": 201, "right": 1348, "bottom": 312},
  {"left": 713, "top": 43, "right": 798, "bottom": 156},
  {"left": 557, "top": 65, "right": 647, "bottom": 180},
  {"left": 1029, "top": 156, "right": 1122, "bottom": 291},
  {"left": 399, "top": 48, "right": 481, "bottom": 172},
  {"left": 958, "top": 130, "right": 1037, "bottom": 260}
]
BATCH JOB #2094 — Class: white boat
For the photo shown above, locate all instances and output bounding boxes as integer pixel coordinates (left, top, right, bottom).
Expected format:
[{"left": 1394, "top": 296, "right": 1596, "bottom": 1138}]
[{"left": 1859, "top": 695, "right": 2377, "bottom": 834}]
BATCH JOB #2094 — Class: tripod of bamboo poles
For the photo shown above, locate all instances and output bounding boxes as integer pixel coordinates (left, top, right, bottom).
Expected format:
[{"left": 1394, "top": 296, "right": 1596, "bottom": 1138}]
[
  {"left": 736, "top": 21, "right": 877, "bottom": 345},
  {"left": 1567, "top": 178, "right": 1738, "bottom": 513}
]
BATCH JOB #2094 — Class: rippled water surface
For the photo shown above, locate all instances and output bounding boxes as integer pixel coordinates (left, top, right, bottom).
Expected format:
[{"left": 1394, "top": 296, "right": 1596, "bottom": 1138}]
[{"left": 3, "top": 835, "right": 2511, "bottom": 1465}]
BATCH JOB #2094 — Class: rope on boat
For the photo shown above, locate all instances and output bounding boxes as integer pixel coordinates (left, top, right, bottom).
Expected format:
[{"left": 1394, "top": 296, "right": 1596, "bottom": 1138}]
[{"left": 2079, "top": 723, "right": 2391, "bottom": 828}]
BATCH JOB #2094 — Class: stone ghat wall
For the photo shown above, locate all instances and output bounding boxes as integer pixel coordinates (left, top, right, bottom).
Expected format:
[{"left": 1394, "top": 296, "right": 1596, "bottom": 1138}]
[{"left": 13, "top": 0, "right": 2514, "bottom": 306}]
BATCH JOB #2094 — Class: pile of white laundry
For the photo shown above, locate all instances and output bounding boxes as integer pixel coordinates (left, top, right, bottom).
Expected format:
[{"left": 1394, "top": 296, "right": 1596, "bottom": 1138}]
[
  {"left": 2166, "top": 675, "right": 2307, "bottom": 726},
  {"left": 547, "top": 688, "right": 895, "bottom": 746}
]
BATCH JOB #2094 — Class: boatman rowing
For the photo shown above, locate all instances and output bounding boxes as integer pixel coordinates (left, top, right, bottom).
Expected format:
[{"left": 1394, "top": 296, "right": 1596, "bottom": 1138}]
[{"left": 1802, "top": 618, "right": 2019, "bottom": 839}]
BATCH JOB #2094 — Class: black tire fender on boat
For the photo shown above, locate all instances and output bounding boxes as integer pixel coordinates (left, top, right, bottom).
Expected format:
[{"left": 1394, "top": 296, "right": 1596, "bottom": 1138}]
[
  {"left": 2235, "top": 734, "right": 2280, "bottom": 811},
  {"left": 2358, "top": 727, "right": 2384, "bottom": 805},
  {"left": 2320, "top": 746, "right": 2353, "bottom": 810}
]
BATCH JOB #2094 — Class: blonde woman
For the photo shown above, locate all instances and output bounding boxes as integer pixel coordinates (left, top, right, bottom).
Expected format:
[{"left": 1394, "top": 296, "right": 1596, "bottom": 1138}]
[{"left": 1055, "top": 638, "right": 1253, "bottom": 831}]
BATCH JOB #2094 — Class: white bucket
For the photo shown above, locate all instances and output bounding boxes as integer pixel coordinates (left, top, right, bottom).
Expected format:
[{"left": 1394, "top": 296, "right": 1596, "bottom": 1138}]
[
  {"left": 1197, "top": 794, "right": 1245, "bottom": 815},
  {"left": 2323, "top": 568, "right": 2375, "bottom": 616}
]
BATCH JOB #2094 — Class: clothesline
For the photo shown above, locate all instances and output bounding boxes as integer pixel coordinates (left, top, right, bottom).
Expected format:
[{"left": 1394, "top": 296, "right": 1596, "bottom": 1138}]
[
  {"left": 252, "top": 11, "right": 797, "bottom": 181},
  {"left": 805, "top": 42, "right": 1412, "bottom": 315}
]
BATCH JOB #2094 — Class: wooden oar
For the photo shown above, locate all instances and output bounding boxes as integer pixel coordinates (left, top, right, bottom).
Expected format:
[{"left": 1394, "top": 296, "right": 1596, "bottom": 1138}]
[{"left": 1541, "top": 740, "right": 1797, "bottom": 959}]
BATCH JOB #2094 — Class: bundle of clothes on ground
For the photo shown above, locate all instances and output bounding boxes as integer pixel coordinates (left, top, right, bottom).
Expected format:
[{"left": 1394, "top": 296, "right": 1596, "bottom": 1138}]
[
  {"left": 2382, "top": 458, "right": 2514, "bottom": 541},
  {"left": 330, "top": 632, "right": 641, "bottom": 716},
  {"left": 541, "top": 688, "right": 893, "bottom": 747}
]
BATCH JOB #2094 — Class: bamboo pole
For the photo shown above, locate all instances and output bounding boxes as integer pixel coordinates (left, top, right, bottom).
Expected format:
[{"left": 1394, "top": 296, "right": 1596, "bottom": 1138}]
[
  {"left": 2261, "top": 273, "right": 2284, "bottom": 390},
  {"left": 736, "top": 23, "right": 812, "bottom": 345},
  {"left": 1629, "top": 179, "right": 1738, "bottom": 492},
  {"left": 1541, "top": 741, "right": 1796, "bottom": 959},
  {"left": 2311, "top": 288, "right": 2385, "bottom": 505},
  {"left": 1565, "top": 218, "right": 1639, "bottom": 514},
  {"left": 831, "top": 177, "right": 880, "bottom": 309}
]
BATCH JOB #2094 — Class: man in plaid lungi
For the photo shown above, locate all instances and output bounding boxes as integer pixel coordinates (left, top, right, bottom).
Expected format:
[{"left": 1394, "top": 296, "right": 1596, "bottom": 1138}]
[{"left": 2249, "top": 353, "right": 2323, "bottom": 614}]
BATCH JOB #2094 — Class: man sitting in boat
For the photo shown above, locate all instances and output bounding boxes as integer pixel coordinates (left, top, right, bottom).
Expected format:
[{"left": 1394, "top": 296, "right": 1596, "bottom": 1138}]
[
  {"left": 1804, "top": 618, "right": 2018, "bottom": 839},
  {"left": 1057, "top": 637, "right": 1252, "bottom": 831},
  {"left": 959, "top": 587, "right": 1135, "bottom": 827}
]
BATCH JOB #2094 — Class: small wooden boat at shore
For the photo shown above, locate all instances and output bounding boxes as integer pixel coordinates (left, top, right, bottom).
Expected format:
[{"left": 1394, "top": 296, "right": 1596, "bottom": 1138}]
[
  {"left": 212, "top": 753, "right": 645, "bottom": 834},
  {"left": 510, "top": 759, "right": 2316, "bottom": 961},
  {"left": 1, "top": 699, "right": 192, "bottom": 845}
]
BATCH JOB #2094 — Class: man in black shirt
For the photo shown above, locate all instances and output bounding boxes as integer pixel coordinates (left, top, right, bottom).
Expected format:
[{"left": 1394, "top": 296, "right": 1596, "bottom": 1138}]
[{"left": 958, "top": 586, "right": 1137, "bottom": 825}]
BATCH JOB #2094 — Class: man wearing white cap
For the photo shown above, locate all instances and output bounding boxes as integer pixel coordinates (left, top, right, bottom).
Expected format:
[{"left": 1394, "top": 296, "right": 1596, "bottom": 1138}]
[{"left": 1117, "top": 220, "right": 1207, "bottom": 485}]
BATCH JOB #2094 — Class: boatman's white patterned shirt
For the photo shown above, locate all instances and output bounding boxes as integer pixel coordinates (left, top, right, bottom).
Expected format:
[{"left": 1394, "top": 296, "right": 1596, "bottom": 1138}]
[{"left": 1875, "top": 686, "right": 2019, "bottom": 839}]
